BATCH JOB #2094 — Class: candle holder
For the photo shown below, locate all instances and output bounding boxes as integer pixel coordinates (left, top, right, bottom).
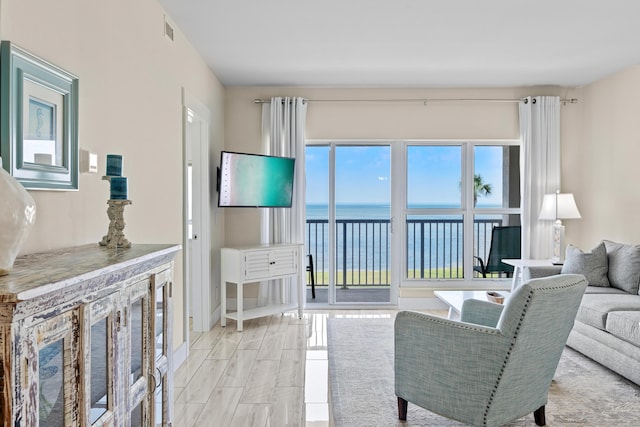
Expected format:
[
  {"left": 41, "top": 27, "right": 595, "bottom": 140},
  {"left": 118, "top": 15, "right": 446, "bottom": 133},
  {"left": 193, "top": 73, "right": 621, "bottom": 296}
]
[
  {"left": 99, "top": 199, "right": 132, "bottom": 249},
  {"left": 100, "top": 176, "right": 132, "bottom": 249}
]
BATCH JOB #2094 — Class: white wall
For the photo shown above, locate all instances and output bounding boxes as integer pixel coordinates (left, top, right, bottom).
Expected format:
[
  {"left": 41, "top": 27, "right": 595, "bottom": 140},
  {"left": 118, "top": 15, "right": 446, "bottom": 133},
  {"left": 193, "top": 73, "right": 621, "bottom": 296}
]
[{"left": 0, "top": 0, "right": 225, "bottom": 350}]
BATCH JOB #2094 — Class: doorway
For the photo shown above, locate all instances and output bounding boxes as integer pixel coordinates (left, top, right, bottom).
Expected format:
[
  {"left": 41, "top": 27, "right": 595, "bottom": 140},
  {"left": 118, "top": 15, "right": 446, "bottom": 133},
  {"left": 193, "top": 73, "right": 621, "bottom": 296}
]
[
  {"left": 183, "top": 91, "right": 211, "bottom": 334},
  {"left": 305, "top": 142, "right": 393, "bottom": 305}
]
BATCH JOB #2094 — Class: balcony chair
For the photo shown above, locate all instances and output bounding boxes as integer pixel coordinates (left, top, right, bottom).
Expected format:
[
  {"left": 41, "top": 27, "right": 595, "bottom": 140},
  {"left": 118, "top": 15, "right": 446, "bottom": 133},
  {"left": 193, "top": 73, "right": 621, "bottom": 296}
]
[
  {"left": 306, "top": 254, "right": 315, "bottom": 299},
  {"left": 474, "top": 225, "right": 521, "bottom": 278},
  {"left": 394, "top": 273, "right": 587, "bottom": 426}
]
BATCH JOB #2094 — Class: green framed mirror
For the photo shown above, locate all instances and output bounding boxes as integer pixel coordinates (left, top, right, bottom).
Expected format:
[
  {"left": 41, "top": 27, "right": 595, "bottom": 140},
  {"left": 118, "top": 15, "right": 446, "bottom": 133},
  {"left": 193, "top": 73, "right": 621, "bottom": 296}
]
[{"left": 0, "top": 41, "right": 79, "bottom": 190}]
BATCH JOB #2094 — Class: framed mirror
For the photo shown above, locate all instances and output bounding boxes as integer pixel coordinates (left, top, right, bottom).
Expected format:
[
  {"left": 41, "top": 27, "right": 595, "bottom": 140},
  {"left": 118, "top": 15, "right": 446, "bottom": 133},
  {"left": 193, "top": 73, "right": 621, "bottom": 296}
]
[{"left": 1, "top": 41, "right": 79, "bottom": 190}]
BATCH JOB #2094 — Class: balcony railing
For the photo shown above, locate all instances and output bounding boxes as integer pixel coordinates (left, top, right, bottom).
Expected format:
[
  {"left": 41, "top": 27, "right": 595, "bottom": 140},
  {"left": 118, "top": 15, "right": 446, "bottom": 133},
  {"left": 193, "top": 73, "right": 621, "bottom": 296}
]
[{"left": 306, "top": 218, "right": 504, "bottom": 287}]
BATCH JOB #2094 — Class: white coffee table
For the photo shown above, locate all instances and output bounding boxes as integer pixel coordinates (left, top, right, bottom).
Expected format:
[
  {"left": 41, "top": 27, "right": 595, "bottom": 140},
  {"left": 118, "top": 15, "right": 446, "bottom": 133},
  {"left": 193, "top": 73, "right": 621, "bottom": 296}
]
[{"left": 434, "top": 290, "right": 510, "bottom": 319}]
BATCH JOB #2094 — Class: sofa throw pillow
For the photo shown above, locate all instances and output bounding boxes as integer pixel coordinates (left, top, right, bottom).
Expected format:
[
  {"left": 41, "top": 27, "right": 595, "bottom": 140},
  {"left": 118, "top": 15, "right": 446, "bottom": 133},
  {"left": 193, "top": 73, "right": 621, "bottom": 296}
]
[
  {"left": 561, "top": 242, "right": 610, "bottom": 287},
  {"left": 604, "top": 240, "right": 640, "bottom": 294}
]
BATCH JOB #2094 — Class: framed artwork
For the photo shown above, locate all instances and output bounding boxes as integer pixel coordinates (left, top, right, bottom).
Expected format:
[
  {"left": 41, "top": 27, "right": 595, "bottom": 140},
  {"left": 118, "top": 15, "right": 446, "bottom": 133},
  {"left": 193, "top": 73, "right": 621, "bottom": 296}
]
[{"left": 0, "top": 41, "right": 79, "bottom": 190}]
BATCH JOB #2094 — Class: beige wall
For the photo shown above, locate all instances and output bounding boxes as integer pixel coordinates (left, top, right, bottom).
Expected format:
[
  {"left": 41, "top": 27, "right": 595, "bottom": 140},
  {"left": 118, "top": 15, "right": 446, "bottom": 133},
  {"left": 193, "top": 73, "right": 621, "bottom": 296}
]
[
  {"left": 224, "top": 86, "right": 574, "bottom": 247},
  {"left": 0, "top": 0, "right": 225, "bottom": 350},
  {"left": 4, "top": 0, "right": 636, "bottom": 327},
  {"left": 563, "top": 65, "right": 640, "bottom": 249},
  {"left": 226, "top": 77, "right": 640, "bottom": 284}
]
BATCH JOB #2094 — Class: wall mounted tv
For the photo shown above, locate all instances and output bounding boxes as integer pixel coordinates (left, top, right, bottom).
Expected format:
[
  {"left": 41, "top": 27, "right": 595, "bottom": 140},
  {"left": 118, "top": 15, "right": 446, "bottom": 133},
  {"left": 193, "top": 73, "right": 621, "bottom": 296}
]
[{"left": 217, "top": 151, "right": 296, "bottom": 208}]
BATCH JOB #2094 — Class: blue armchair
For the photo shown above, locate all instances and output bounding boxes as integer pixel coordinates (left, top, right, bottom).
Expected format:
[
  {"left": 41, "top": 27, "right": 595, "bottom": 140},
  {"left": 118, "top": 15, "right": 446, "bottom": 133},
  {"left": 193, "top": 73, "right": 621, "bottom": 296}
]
[{"left": 395, "top": 274, "right": 587, "bottom": 426}]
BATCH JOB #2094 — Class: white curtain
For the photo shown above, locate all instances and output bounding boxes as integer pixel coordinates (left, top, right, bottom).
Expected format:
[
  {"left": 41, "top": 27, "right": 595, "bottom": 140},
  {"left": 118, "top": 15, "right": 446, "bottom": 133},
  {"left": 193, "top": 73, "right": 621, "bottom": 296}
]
[
  {"left": 259, "top": 97, "right": 307, "bottom": 306},
  {"left": 519, "top": 96, "right": 561, "bottom": 259}
]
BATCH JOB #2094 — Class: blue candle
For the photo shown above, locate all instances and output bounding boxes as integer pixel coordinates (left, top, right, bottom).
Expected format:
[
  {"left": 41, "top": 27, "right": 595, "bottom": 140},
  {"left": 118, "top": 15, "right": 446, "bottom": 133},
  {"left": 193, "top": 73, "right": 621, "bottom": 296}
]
[
  {"left": 110, "top": 177, "right": 128, "bottom": 200},
  {"left": 106, "top": 154, "right": 123, "bottom": 176}
]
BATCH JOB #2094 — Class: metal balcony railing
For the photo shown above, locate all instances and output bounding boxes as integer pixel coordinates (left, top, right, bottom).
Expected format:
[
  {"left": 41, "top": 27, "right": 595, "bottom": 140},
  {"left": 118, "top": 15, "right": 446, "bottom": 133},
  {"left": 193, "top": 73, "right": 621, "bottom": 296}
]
[{"left": 305, "top": 218, "right": 503, "bottom": 286}]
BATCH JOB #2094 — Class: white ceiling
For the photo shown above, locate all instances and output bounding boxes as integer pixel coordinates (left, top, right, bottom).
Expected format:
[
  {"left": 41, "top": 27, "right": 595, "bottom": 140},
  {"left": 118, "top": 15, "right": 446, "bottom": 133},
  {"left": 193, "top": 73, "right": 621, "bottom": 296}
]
[{"left": 157, "top": 0, "right": 640, "bottom": 88}]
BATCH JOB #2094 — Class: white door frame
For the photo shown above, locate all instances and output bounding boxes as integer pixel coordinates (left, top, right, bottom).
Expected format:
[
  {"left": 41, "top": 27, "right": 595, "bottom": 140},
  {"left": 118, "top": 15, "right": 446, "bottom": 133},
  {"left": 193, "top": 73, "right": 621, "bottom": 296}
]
[
  {"left": 306, "top": 139, "right": 398, "bottom": 306},
  {"left": 182, "top": 89, "right": 211, "bottom": 337}
]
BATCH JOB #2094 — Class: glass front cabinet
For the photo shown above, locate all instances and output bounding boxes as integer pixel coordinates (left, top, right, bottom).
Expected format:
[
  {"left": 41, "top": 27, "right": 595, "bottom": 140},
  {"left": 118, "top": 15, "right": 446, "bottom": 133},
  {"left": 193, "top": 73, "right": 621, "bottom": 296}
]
[
  {"left": 0, "top": 244, "right": 180, "bottom": 427},
  {"left": 152, "top": 269, "right": 173, "bottom": 427},
  {"left": 30, "top": 308, "right": 82, "bottom": 426},
  {"left": 83, "top": 291, "right": 120, "bottom": 426},
  {"left": 127, "top": 278, "right": 152, "bottom": 426}
]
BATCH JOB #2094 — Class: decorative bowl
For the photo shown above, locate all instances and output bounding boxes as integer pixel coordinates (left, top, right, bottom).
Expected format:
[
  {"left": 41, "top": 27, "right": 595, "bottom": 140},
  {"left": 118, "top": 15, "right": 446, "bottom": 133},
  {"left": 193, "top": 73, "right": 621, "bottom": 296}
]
[{"left": 486, "top": 291, "right": 505, "bottom": 304}]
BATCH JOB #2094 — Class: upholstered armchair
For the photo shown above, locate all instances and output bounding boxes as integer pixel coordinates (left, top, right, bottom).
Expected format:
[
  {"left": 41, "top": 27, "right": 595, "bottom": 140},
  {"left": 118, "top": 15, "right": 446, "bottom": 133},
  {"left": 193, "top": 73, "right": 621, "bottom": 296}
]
[{"left": 395, "top": 274, "right": 587, "bottom": 426}]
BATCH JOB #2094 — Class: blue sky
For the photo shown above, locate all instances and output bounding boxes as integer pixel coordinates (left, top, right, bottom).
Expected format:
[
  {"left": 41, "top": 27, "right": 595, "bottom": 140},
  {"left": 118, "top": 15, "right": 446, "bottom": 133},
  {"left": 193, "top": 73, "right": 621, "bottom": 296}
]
[{"left": 305, "top": 145, "right": 504, "bottom": 206}]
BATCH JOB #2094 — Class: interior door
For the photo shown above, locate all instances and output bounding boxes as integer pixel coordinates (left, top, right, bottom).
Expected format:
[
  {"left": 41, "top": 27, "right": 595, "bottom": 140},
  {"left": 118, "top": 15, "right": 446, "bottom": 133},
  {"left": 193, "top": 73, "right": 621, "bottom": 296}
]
[{"left": 183, "top": 93, "right": 211, "bottom": 333}]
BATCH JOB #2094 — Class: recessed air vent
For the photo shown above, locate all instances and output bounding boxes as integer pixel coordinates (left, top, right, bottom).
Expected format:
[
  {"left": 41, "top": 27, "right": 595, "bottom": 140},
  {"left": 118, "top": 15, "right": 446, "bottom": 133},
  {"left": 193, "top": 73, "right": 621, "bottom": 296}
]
[{"left": 164, "top": 16, "right": 174, "bottom": 41}]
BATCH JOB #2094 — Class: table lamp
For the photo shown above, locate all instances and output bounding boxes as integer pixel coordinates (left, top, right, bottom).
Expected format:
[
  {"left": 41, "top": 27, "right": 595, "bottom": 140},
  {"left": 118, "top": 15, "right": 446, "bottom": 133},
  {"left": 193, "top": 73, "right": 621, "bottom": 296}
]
[{"left": 539, "top": 191, "right": 581, "bottom": 264}]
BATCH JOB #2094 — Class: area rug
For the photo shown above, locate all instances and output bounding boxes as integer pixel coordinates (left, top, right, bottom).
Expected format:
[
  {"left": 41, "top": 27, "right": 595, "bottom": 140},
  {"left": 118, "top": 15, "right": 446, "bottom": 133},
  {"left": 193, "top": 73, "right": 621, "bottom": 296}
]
[{"left": 328, "top": 317, "right": 640, "bottom": 426}]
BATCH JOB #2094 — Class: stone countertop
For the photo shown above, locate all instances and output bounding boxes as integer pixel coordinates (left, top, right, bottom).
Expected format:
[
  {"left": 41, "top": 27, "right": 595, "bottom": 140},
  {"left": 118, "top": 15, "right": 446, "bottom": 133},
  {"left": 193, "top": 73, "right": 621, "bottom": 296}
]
[{"left": 0, "top": 243, "right": 181, "bottom": 302}]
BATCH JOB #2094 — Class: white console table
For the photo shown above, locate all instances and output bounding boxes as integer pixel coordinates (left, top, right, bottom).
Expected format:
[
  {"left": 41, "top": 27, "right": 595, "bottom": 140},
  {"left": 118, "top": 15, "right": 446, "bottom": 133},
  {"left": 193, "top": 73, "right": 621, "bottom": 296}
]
[{"left": 221, "top": 244, "right": 304, "bottom": 331}]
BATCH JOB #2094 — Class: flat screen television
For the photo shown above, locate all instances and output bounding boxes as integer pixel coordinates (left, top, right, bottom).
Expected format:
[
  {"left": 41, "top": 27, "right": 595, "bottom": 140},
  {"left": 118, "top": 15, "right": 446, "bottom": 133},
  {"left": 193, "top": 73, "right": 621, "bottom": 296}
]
[{"left": 217, "top": 151, "right": 296, "bottom": 208}]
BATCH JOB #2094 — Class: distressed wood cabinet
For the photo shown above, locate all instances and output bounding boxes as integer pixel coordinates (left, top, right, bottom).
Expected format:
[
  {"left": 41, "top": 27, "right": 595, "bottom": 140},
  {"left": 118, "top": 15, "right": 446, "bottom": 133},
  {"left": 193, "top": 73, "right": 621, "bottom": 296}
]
[{"left": 0, "top": 244, "right": 180, "bottom": 426}]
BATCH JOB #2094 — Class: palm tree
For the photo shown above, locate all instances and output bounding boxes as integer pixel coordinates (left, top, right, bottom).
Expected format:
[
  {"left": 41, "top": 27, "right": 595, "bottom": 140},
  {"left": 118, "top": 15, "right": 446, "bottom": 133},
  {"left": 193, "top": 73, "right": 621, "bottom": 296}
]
[{"left": 474, "top": 174, "right": 492, "bottom": 206}]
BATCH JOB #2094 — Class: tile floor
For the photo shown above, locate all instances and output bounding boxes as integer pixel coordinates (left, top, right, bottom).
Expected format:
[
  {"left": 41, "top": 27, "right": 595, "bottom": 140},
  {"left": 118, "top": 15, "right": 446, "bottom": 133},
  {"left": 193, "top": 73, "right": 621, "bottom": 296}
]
[{"left": 172, "top": 309, "right": 445, "bottom": 427}]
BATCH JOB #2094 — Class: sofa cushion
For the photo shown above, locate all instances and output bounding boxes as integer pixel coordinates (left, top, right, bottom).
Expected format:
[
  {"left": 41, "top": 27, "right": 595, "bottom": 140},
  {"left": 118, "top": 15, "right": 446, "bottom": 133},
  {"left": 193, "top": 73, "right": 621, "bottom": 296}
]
[
  {"left": 523, "top": 265, "right": 563, "bottom": 281},
  {"left": 576, "top": 294, "right": 640, "bottom": 330},
  {"left": 584, "top": 286, "right": 628, "bottom": 295},
  {"left": 604, "top": 240, "right": 640, "bottom": 294},
  {"left": 606, "top": 311, "right": 640, "bottom": 347},
  {"left": 562, "top": 242, "right": 610, "bottom": 287}
]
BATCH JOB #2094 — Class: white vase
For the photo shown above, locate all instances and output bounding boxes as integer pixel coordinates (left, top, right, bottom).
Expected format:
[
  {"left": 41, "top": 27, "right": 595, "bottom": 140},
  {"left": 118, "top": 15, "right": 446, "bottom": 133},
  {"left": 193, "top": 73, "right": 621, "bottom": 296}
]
[{"left": 0, "top": 165, "right": 36, "bottom": 276}]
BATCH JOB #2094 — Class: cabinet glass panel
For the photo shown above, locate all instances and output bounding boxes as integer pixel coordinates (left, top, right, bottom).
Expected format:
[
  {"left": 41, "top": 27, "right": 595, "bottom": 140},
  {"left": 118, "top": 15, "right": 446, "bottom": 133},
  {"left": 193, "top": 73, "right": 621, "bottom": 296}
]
[
  {"left": 130, "top": 401, "right": 142, "bottom": 426},
  {"left": 155, "top": 287, "right": 164, "bottom": 359},
  {"left": 154, "top": 383, "right": 164, "bottom": 427},
  {"left": 131, "top": 298, "right": 144, "bottom": 383},
  {"left": 39, "top": 338, "right": 65, "bottom": 427},
  {"left": 90, "top": 318, "right": 109, "bottom": 424}
]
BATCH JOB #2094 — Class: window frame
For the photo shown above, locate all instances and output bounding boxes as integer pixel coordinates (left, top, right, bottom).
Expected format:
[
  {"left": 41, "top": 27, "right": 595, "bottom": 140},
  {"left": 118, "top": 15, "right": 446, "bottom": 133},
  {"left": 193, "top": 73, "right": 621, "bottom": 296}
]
[{"left": 398, "top": 139, "right": 521, "bottom": 289}]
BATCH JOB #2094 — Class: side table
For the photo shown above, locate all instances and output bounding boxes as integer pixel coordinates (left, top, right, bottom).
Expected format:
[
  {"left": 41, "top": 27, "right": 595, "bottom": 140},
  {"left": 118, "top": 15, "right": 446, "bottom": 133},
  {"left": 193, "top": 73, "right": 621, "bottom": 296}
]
[
  {"left": 434, "top": 290, "right": 511, "bottom": 319},
  {"left": 501, "top": 259, "right": 554, "bottom": 290}
]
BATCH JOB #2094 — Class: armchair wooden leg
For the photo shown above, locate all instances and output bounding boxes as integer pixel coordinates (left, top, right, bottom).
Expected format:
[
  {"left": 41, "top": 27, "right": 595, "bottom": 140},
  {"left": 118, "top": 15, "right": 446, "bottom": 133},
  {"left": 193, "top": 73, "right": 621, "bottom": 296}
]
[
  {"left": 398, "top": 396, "right": 408, "bottom": 421},
  {"left": 534, "top": 406, "right": 546, "bottom": 426}
]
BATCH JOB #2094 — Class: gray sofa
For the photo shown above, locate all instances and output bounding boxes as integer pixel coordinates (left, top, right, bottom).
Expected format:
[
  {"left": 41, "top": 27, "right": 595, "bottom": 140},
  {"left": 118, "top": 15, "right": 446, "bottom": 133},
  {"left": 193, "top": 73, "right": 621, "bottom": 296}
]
[{"left": 524, "top": 240, "right": 640, "bottom": 386}]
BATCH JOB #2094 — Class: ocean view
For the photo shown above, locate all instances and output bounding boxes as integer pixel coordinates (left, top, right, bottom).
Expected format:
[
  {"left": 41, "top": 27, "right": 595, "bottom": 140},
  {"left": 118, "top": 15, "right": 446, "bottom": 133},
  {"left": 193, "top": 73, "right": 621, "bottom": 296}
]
[
  {"left": 305, "top": 203, "right": 502, "bottom": 280},
  {"left": 303, "top": 145, "right": 517, "bottom": 281},
  {"left": 306, "top": 202, "right": 479, "bottom": 219},
  {"left": 307, "top": 203, "right": 391, "bottom": 219}
]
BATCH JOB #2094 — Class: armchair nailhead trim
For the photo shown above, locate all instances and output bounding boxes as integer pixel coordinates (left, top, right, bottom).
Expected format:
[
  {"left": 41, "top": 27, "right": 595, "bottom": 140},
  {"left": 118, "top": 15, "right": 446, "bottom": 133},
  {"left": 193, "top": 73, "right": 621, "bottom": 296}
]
[
  {"left": 482, "top": 289, "right": 533, "bottom": 426},
  {"left": 398, "top": 311, "right": 501, "bottom": 334},
  {"left": 480, "top": 277, "right": 584, "bottom": 425}
]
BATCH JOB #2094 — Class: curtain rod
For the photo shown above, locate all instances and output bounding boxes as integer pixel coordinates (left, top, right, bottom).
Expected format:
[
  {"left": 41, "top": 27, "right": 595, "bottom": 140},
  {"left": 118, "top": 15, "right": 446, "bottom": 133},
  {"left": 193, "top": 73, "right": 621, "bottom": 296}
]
[{"left": 254, "top": 97, "right": 578, "bottom": 105}]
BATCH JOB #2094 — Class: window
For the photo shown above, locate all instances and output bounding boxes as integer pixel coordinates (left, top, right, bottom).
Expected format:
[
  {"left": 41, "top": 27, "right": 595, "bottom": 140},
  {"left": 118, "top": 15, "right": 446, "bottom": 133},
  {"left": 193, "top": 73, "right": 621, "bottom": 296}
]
[
  {"left": 305, "top": 139, "right": 521, "bottom": 306},
  {"left": 404, "top": 141, "right": 520, "bottom": 281}
]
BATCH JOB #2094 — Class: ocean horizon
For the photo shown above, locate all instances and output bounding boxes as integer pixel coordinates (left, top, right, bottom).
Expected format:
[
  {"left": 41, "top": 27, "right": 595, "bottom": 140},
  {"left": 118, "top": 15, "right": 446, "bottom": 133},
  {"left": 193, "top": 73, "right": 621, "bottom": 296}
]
[
  {"left": 304, "top": 203, "right": 501, "bottom": 275},
  {"left": 306, "top": 202, "right": 502, "bottom": 219}
]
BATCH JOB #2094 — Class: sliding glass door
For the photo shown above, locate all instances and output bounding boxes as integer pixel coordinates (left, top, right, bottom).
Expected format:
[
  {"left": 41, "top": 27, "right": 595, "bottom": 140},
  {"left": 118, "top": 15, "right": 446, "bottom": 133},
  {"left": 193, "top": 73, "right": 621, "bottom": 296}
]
[
  {"left": 305, "top": 139, "right": 521, "bottom": 306},
  {"left": 305, "top": 143, "right": 392, "bottom": 305}
]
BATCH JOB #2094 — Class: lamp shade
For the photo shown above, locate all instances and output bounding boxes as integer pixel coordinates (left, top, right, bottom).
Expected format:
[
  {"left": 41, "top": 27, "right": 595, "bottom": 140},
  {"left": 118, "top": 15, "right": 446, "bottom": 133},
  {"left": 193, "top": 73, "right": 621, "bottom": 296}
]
[{"left": 539, "top": 193, "right": 581, "bottom": 220}]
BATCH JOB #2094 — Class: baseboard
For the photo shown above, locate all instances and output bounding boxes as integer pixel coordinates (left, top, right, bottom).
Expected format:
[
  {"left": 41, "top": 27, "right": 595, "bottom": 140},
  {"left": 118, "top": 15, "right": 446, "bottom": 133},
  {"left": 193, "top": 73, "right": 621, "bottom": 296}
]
[
  {"left": 209, "top": 305, "right": 221, "bottom": 330},
  {"left": 398, "top": 297, "right": 448, "bottom": 311},
  {"left": 173, "top": 341, "right": 188, "bottom": 372}
]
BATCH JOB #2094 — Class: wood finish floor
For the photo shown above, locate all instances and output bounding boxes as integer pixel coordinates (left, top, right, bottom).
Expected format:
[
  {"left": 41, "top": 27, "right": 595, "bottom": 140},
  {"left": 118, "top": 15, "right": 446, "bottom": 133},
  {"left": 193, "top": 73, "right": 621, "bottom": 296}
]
[{"left": 172, "top": 309, "right": 445, "bottom": 426}]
